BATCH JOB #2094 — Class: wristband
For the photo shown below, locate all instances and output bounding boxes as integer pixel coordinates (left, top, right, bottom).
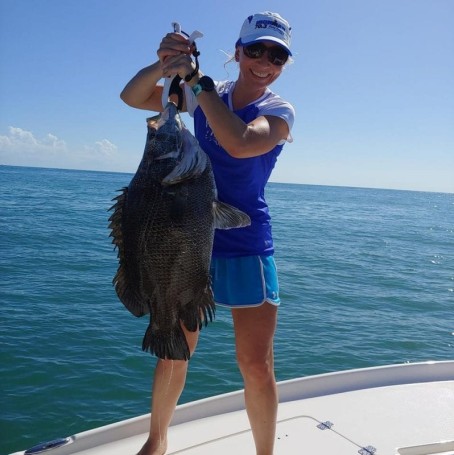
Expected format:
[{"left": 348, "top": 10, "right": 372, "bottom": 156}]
[{"left": 191, "top": 76, "right": 215, "bottom": 97}]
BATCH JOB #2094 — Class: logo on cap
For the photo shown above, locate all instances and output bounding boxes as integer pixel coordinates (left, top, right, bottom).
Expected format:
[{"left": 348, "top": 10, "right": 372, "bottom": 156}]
[{"left": 255, "top": 19, "right": 287, "bottom": 38}]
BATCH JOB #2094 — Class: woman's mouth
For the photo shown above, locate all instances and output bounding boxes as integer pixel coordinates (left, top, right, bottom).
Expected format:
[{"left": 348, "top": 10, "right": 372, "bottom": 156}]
[{"left": 251, "top": 69, "right": 270, "bottom": 79}]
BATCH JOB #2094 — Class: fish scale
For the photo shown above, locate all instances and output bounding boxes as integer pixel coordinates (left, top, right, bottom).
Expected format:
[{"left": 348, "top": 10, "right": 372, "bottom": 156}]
[{"left": 109, "top": 102, "right": 250, "bottom": 360}]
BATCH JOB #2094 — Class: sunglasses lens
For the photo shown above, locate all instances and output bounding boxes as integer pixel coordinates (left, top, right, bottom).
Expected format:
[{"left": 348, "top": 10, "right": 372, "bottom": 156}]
[
  {"left": 269, "top": 48, "right": 289, "bottom": 66},
  {"left": 243, "top": 43, "right": 289, "bottom": 66},
  {"left": 243, "top": 43, "right": 265, "bottom": 59}
]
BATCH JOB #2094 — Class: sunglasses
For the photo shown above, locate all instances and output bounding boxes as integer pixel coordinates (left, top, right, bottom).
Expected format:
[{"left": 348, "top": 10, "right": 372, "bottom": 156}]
[{"left": 242, "top": 42, "right": 289, "bottom": 66}]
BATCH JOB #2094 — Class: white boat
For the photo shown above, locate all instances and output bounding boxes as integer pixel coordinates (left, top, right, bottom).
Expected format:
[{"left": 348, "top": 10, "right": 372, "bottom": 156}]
[{"left": 13, "top": 361, "right": 454, "bottom": 455}]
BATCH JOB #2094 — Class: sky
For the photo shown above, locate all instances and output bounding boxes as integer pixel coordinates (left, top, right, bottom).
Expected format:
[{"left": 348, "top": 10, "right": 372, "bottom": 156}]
[{"left": 0, "top": 0, "right": 453, "bottom": 193}]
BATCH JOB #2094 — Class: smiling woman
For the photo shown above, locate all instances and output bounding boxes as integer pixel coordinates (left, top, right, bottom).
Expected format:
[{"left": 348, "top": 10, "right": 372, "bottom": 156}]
[{"left": 119, "top": 10, "right": 295, "bottom": 455}]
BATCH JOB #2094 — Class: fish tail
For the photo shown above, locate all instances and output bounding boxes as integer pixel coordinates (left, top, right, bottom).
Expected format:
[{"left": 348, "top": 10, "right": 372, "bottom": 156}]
[{"left": 142, "top": 323, "right": 191, "bottom": 361}]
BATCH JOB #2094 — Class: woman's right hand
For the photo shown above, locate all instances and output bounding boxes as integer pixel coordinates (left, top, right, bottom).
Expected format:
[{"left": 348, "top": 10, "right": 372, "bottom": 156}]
[{"left": 157, "top": 33, "right": 196, "bottom": 80}]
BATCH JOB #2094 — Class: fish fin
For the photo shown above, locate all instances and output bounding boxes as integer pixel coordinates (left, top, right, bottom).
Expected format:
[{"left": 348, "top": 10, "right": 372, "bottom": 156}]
[
  {"left": 108, "top": 187, "right": 148, "bottom": 317},
  {"left": 181, "top": 286, "right": 216, "bottom": 332},
  {"left": 142, "top": 322, "right": 191, "bottom": 361},
  {"left": 108, "top": 187, "right": 128, "bottom": 237},
  {"left": 162, "top": 126, "right": 207, "bottom": 185},
  {"left": 212, "top": 200, "right": 251, "bottom": 230}
]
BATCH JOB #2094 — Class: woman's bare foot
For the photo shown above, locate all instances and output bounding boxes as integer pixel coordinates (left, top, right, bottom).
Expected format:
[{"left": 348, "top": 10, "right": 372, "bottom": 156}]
[{"left": 136, "top": 437, "right": 167, "bottom": 455}]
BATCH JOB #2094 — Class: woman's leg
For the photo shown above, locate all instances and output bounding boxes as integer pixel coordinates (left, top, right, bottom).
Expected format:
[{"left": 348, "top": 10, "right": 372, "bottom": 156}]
[
  {"left": 232, "top": 303, "right": 278, "bottom": 455},
  {"left": 138, "top": 324, "right": 199, "bottom": 455}
]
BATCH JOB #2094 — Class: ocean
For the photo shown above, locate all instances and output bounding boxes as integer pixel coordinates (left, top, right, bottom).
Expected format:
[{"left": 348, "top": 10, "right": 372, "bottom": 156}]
[{"left": 1, "top": 165, "right": 453, "bottom": 454}]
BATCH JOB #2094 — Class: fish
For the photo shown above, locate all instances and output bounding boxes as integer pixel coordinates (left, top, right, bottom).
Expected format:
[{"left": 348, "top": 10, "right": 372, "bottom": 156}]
[{"left": 108, "top": 101, "right": 250, "bottom": 360}]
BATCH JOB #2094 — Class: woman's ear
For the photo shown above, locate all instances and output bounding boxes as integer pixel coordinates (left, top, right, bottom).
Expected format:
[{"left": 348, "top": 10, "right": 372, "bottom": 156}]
[{"left": 235, "top": 49, "right": 240, "bottom": 62}]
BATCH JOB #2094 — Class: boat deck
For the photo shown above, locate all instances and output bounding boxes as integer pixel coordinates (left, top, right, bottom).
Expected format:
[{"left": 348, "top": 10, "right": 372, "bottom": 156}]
[
  {"left": 13, "top": 362, "right": 454, "bottom": 455},
  {"left": 79, "top": 381, "right": 454, "bottom": 455}
]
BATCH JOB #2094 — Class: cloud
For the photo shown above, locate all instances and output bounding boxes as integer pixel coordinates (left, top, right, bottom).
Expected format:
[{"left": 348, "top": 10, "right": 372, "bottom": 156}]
[
  {"left": 0, "top": 127, "right": 67, "bottom": 154},
  {"left": 0, "top": 127, "right": 130, "bottom": 172},
  {"left": 92, "top": 139, "right": 118, "bottom": 157}
]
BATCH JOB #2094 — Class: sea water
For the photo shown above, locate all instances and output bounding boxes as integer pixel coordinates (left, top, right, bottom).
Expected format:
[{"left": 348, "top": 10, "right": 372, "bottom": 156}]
[{"left": 1, "top": 165, "right": 453, "bottom": 454}]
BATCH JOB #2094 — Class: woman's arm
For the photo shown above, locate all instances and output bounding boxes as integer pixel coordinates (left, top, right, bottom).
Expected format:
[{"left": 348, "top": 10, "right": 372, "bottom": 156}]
[
  {"left": 192, "top": 86, "right": 290, "bottom": 158},
  {"left": 120, "top": 33, "right": 196, "bottom": 113},
  {"left": 120, "top": 61, "right": 165, "bottom": 112}
]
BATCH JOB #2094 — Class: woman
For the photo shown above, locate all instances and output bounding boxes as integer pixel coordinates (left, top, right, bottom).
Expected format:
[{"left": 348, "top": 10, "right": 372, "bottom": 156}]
[{"left": 120, "top": 11, "right": 295, "bottom": 455}]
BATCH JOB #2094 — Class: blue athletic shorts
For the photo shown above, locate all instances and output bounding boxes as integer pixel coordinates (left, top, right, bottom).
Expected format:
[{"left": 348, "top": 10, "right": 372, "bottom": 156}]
[{"left": 210, "top": 255, "right": 280, "bottom": 308}]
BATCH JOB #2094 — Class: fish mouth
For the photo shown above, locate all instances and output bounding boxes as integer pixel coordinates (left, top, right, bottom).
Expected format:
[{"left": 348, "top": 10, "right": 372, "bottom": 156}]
[
  {"left": 160, "top": 101, "right": 179, "bottom": 122},
  {"left": 146, "top": 103, "right": 184, "bottom": 157},
  {"left": 147, "top": 102, "right": 181, "bottom": 130}
]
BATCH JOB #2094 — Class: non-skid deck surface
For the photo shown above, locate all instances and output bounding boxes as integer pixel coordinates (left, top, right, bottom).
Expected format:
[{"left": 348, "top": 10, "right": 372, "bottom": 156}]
[{"left": 69, "top": 380, "right": 454, "bottom": 455}]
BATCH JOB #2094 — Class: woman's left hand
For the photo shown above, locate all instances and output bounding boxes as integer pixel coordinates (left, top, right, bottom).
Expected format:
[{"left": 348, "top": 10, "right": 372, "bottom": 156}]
[{"left": 159, "top": 33, "right": 197, "bottom": 81}]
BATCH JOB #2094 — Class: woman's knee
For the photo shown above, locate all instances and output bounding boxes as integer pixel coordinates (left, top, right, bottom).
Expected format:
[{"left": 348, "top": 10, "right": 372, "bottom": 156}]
[{"left": 236, "top": 351, "right": 274, "bottom": 383}]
